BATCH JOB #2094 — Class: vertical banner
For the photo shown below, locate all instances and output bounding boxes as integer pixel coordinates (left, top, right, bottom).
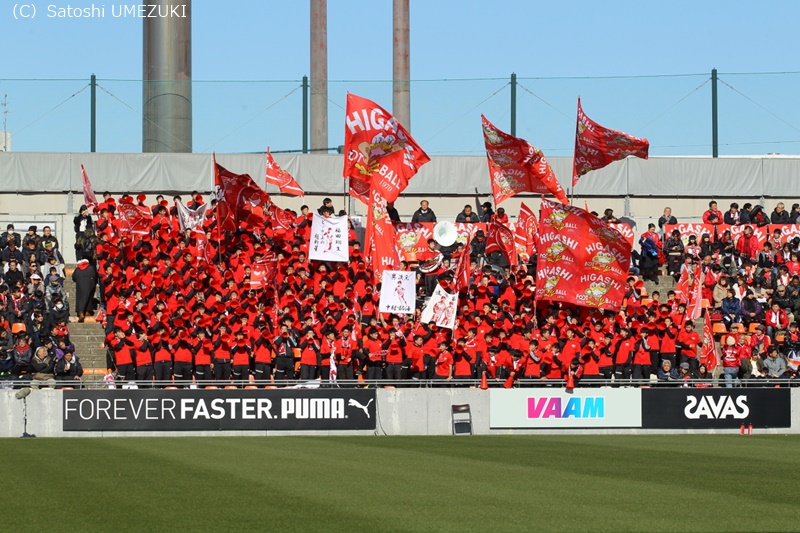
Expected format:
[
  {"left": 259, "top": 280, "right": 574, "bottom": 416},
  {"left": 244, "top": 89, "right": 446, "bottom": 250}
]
[
  {"left": 378, "top": 270, "right": 416, "bottom": 314},
  {"left": 80, "top": 164, "right": 98, "bottom": 210},
  {"left": 308, "top": 213, "right": 349, "bottom": 262},
  {"left": 176, "top": 201, "right": 209, "bottom": 234},
  {"left": 420, "top": 283, "right": 458, "bottom": 330}
]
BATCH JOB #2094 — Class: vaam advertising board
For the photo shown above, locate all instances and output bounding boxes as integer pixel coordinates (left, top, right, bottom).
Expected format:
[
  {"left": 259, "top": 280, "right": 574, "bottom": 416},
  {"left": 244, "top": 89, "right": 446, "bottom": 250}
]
[{"left": 490, "top": 389, "right": 642, "bottom": 429}]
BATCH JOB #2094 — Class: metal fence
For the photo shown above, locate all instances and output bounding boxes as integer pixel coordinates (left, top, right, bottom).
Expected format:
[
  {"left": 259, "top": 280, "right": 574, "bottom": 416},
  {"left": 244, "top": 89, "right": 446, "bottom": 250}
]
[{"left": 3, "top": 71, "right": 800, "bottom": 156}]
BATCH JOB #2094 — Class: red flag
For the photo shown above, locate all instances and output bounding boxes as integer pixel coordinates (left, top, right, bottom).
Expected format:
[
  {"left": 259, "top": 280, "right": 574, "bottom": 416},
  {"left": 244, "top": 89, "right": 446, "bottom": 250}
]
[
  {"left": 342, "top": 93, "right": 430, "bottom": 203},
  {"left": 80, "top": 164, "right": 98, "bottom": 210},
  {"left": 687, "top": 265, "right": 704, "bottom": 321},
  {"left": 514, "top": 202, "right": 538, "bottom": 262},
  {"left": 572, "top": 98, "right": 649, "bottom": 187},
  {"left": 214, "top": 161, "right": 272, "bottom": 232},
  {"left": 364, "top": 190, "right": 400, "bottom": 282},
  {"left": 482, "top": 115, "right": 567, "bottom": 205},
  {"left": 116, "top": 202, "right": 153, "bottom": 236},
  {"left": 535, "top": 199, "right": 631, "bottom": 311},
  {"left": 348, "top": 176, "right": 371, "bottom": 206},
  {"left": 452, "top": 234, "right": 472, "bottom": 293},
  {"left": 485, "top": 222, "right": 518, "bottom": 268},
  {"left": 250, "top": 251, "right": 277, "bottom": 290},
  {"left": 266, "top": 203, "right": 296, "bottom": 232},
  {"left": 700, "top": 312, "right": 718, "bottom": 371},
  {"left": 265, "top": 148, "right": 304, "bottom": 197}
]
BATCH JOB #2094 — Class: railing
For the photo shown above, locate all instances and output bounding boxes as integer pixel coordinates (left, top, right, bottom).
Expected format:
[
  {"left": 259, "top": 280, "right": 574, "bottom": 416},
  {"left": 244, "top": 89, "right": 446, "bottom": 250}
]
[{"left": 3, "top": 377, "right": 798, "bottom": 390}]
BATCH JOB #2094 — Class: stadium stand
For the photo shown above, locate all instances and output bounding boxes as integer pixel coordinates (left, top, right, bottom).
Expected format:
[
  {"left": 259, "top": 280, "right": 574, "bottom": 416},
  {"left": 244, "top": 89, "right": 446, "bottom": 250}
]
[{"left": 1, "top": 194, "right": 800, "bottom": 391}]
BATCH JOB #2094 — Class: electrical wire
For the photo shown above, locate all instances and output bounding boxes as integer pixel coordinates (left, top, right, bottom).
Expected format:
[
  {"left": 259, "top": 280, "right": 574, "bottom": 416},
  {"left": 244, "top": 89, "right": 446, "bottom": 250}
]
[
  {"left": 634, "top": 78, "right": 710, "bottom": 135},
  {"left": 11, "top": 83, "right": 89, "bottom": 138},
  {"left": 97, "top": 83, "right": 193, "bottom": 152},
  {"left": 202, "top": 85, "right": 302, "bottom": 152},
  {"left": 516, "top": 82, "right": 572, "bottom": 120},
  {"left": 718, "top": 78, "right": 800, "bottom": 136},
  {"left": 421, "top": 83, "right": 509, "bottom": 145}
]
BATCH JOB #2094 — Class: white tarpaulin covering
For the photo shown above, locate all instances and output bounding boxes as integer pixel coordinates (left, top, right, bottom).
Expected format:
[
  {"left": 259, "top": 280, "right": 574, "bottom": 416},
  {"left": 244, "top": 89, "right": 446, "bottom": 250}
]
[{"left": 2, "top": 151, "right": 799, "bottom": 197}]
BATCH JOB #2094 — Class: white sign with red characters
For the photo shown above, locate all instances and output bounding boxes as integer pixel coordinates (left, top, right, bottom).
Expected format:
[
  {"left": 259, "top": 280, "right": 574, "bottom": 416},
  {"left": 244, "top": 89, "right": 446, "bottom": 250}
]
[
  {"left": 309, "top": 213, "right": 349, "bottom": 263},
  {"left": 378, "top": 270, "right": 416, "bottom": 315}
]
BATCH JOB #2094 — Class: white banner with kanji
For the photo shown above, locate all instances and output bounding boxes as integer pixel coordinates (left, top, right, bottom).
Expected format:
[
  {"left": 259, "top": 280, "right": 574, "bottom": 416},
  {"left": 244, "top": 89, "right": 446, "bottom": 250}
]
[
  {"left": 308, "top": 213, "right": 349, "bottom": 262},
  {"left": 378, "top": 270, "right": 416, "bottom": 315},
  {"left": 420, "top": 283, "right": 458, "bottom": 330}
]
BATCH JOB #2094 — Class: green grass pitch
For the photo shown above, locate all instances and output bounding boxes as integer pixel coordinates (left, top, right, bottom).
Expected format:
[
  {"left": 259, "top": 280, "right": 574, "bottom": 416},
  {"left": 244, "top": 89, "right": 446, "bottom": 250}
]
[{"left": 2, "top": 434, "right": 798, "bottom": 532}]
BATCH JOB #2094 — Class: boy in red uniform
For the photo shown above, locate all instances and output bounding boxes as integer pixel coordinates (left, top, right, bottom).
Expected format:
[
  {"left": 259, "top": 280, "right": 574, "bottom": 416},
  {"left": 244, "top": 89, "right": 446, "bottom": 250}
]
[
  {"left": 677, "top": 321, "right": 702, "bottom": 374},
  {"left": 433, "top": 341, "right": 453, "bottom": 380}
]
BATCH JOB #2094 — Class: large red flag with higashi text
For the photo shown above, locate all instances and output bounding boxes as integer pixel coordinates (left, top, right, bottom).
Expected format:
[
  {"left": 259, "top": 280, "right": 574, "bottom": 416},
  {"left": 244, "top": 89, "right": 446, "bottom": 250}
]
[
  {"left": 342, "top": 93, "right": 430, "bottom": 203},
  {"left": 80, "top": 164, "right": 98, "bottom": 211},
  {"left": 535, "top": 199, "right": 631, "bottom": 311},
  {"left": 363, "top": 190, "right": 400, "bottom": 283},
  {"left": 482, "top": 115, "right": 567, "bottom": 205},
  {"left": 265, "top": 148, "right": 304, "bottom": 197},
  {"left": 572, "top": 98, "right": 649, "bottom": 187}
]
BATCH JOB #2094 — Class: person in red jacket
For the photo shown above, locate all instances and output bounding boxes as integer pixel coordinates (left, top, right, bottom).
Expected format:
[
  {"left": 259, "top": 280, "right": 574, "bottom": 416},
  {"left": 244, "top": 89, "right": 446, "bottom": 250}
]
[
  {"left": 334, "top": 326, "right": 355, "bottom": 381},
  {"left": 720, "top": 336, "right": 742, "bottom": 388},
  {"left": 433, "top": 341, "right": 453, "bottom": 380},
  {"left": 677, "top": 321, "right": 702, "bottom": 374},
  {"left": 192, "top": 329, "right": 213, "bottom": 384},
  {"left": 172, "top": 336, "right": 194, "bottom": 387},
  {"left": 133, "top": 330, "right": 154, "bottom": 386},
  {"left": 658, "top": 316, "right": 678, "bottom": 369},
  {"left": 614, "top": 328, "right": 636, "bottom": 382},
  {"left": 765, "top": 302, "right": 789, "bottom": 341},
  {"left": 452, "top": 338, "right": 474, "bottom": 380},
  {"left": 362, "top": 329, "right": 384, "bottom": 381},
  {"left": 298, "top": 329, "right": 320, "bottom": 380},
  {"left": 736, "top": 225, "right": 760, "bottom": 262},
  {"left": 381, "top": 328, "right": 407, "bottom": 380},
  {"left": 231, "top": 330, "right": 252, "bottom": 387},
  {"left": 108, "top": 327, "right": 135, "bottom": 381},
  {"left": 702, "top": 200, "right": 723, "bottom": 224},
  {"left": 631, "top": 330, "right": 654, "bottom": 382}
]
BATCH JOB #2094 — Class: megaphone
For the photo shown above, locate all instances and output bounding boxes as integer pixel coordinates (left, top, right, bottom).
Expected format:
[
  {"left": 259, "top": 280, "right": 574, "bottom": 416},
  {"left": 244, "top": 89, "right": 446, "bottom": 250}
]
[{"left": 433, "top": 221, "right": 457, "bottom": 247}]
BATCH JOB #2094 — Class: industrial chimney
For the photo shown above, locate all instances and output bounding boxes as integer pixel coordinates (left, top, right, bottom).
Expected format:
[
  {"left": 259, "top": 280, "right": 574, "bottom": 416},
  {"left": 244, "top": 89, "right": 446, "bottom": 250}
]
[{"left": 142, "top": 0, "right": 192, "bottom": 153}]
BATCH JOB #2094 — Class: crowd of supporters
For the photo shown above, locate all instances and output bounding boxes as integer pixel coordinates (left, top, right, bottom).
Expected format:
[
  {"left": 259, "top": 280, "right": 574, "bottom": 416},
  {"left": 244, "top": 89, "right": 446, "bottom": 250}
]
[{"left": 2, "top": 194, "right": 800, "bottom": 389}]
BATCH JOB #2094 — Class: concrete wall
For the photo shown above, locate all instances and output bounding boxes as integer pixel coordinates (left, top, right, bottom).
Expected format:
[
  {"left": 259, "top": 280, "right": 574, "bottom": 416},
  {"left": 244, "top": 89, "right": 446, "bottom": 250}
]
[{"left": 1, "top": 387, "right": 796, "bottom": 438}]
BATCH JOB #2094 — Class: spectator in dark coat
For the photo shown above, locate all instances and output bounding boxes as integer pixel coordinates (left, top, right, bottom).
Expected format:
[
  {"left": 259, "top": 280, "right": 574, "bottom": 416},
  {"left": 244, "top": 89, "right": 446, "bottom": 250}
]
[
  {"left": 0, "top": 224, "right": 21, "bottom": 251},
  {"left": 411, "top": 200, "right": 437, "bottom": 223},
  {"left": 72, "top": 259, "right": 97, "bottom": 322},
  {"left": 456, "top": 205, "right": 480, "bottom": 223},
  {"left": 54, "top": 350, "right": 83, "bottom": 387},
  {"left": 771, "top": 202, "right": 791, "bottom": 224}
]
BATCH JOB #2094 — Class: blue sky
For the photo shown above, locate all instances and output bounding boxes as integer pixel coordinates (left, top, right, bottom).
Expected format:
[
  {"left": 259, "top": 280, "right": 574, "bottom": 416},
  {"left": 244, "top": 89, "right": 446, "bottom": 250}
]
[{"left": 2, "top": 0, "right": 800, "bottom": 156}]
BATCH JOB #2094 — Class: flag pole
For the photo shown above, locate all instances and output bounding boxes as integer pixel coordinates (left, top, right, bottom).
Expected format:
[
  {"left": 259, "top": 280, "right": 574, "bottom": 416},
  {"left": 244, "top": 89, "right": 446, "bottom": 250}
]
[{"left": 213, "top": 153, "right": 223, "bottom": 268}]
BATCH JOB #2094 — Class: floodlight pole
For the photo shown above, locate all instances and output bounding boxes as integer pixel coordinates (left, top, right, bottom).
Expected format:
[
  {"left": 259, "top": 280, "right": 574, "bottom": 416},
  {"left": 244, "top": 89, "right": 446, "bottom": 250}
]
[
  {"left": 510, "top": 72, "right": 517, "bottom": 136},
  {"left": 711, "top": 68, "right": 718, "bottom": 158},
  {"left": 90, "top": 74, "right": 97, "bottom": 152}
]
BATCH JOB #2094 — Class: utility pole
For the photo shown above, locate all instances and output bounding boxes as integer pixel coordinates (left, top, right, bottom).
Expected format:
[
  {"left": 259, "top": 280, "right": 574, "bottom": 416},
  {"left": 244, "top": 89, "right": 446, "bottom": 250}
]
[{"left": 1, "top": 94, "right": 8, "bottom": 152}]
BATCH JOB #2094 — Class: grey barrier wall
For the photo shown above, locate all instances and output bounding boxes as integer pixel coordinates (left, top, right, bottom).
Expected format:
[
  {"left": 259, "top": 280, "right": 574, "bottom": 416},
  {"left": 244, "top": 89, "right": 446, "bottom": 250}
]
[{"left": 0, "top": 387, "right": 797, "bottom": 438}]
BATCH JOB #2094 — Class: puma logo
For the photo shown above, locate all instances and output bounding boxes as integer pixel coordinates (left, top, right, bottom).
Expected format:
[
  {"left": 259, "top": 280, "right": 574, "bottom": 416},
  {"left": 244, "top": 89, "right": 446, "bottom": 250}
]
[{"left": 348, "top": 398, "right": 374, "bottom": 418}]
